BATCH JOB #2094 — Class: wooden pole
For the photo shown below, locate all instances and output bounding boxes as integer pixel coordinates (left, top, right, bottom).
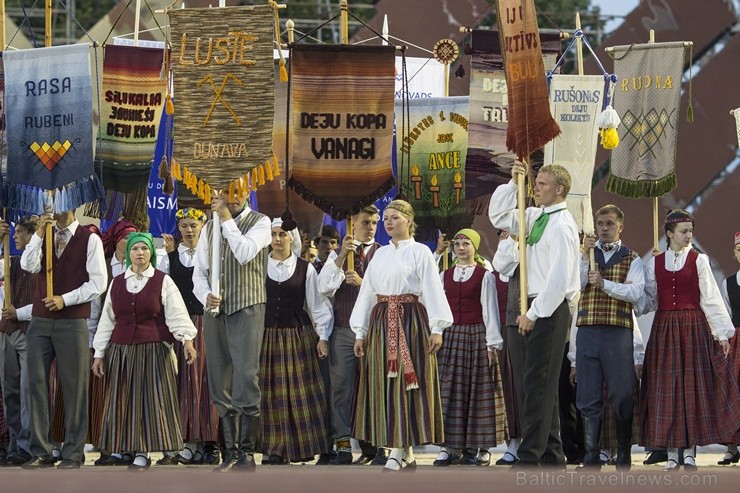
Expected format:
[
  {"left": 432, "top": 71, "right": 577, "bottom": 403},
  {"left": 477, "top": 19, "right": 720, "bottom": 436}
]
[
  {"left": 286, "top": 19, "right": 295, "bottom": 44},
  {"left": 45, "top": 3, "right": 54, "bottom": 298},
  {"left": 518, "top": 160, "right": 529, "bottom": 315},
  {"left": 340, "top": 0, "right": 349, "bottom": 44},
  {"left": 3, "top": 209, "right": 10, "bottom": 309},
  {"left": 347, "top": 217, "right": 355, "bottom": 271},
  {"left": 45, "top": 0, "right": 52, "bottom": 47},
  {"left": 648, "top": 29, "right": 660, "bottom": 254},
  {"left": 1, "top": 0, "right": 6, "bottom": 49},
  {"left": 134, "top": 0, "right": 141, "bottom": 46}
]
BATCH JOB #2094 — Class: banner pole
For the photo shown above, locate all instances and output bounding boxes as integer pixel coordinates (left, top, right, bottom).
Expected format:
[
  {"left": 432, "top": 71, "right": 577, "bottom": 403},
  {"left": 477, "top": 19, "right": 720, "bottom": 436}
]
[
  {"left": 340, "top": 0, "right": 349, "bottom": 44},
  {"left": 518, "top": 159, "right": 529, "bottom": 316},
  {"left": 45, "top": 0, "right": 54, "bottom": 298},
  {"left": 648, "top": 29, "right": 660, "bottom": 254},
  {"left": 3, "top": 208, "right": 10, "bottom": 309}
]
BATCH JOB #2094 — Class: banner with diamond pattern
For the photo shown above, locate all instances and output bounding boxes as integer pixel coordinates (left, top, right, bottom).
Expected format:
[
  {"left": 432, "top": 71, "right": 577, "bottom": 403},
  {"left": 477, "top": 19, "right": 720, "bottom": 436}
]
[{"left": 3, "top": 44, "right": 103, "bottom": 214}]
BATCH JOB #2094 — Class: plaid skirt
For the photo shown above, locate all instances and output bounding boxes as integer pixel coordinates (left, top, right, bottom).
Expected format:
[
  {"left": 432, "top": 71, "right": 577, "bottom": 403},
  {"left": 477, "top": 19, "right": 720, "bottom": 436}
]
[
  {"left": 99, "top": 342, "right": 183, "bottom": 453},
  {"left": 259, "top": 324, "right": 330, "bottom": 461},
  {"left": 600, "top": 377, "right": 641, "bottom": 448},
  {"left": 640, "top": 308, "right": 740, "bottom": 447},
  {"left": 728, "top": 331, "right": 740, "bottom": 443},
  {"left": 352, "top": 300, "right": 444, "bottom": 448},
  {"left": 437, "top": 323, "right": 507, "bottom": 450},
  {"left": 500, "top": 325, "right": 521, "bottom": 439},
  {"left": 176, "top": 315, "right": 219, "bottom": 443}
]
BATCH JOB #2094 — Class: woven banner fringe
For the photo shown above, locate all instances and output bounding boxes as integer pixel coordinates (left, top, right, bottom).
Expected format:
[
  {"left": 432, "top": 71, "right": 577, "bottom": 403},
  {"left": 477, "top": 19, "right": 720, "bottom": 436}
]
[
  {"left": 289, "top": 175, "right": 396, "bottom": 221},
  {"left": 605, "top": 172, "right": 677, "bottom": 199},
  {"left": 4, "top": 173, "right": 106, "bottom": 216}
]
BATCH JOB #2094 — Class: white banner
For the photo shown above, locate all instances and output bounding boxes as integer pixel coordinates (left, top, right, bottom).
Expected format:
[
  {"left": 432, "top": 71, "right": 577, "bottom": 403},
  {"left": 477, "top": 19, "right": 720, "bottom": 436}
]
[
  {"left": 543, "top": 74, "right": 605, "bottom": 233},
  {"left": 395, "top": 56, "right": 446, "bottom": 99}
]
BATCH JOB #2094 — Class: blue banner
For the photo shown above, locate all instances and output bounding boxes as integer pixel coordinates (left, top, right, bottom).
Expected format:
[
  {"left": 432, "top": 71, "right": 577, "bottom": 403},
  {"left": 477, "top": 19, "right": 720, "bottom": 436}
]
[{"left": 147, "top": 111, "right": 177, "bottom": 237}]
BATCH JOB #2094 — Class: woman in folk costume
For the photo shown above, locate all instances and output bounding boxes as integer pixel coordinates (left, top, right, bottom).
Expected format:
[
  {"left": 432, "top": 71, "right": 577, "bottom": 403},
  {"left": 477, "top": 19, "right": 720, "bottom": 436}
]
[
  {"left": 718, "top": 232, "right": 740, "bottom": 465},
  {"left": 351, "top": 199, "right": 452, "bottom": 472},
  {"left": 434, "top": 228, "right": 507, "bottom": 467},
  {"left": 156, "top": 208, "right": 220, "bottom": 466},
  {"left": 92, "top": 233, "right": 197, "bottom": 471},
  {"left": 260, "top": 219, "right": 333, "bottom": 464},
  {"left": 639, "top": 209, "right": 740, "bottom": 471}
]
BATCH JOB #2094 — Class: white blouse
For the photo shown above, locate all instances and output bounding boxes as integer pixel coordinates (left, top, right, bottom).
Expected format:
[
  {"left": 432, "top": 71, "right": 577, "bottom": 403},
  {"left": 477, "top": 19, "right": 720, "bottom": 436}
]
[
  {"left": 93, "top": 265, "right": 197, "bottom": 358},
  {"left": 720, "top": 271, "right": 740, "bottom": 318},
  {"left": 267, "top": 253, "right": 333, "bottom": 341},
  {"left": 350, "top": 239, "right": 453, "bottom": 340},
  {"left": 157, "top": 243, "right": 199, "bottom": 274},
  {"left": 439, "top": 264, "right": 503, "bottom": 350},
  {"left": 642, "top": 246, "right": 735, "bottom": 341}
]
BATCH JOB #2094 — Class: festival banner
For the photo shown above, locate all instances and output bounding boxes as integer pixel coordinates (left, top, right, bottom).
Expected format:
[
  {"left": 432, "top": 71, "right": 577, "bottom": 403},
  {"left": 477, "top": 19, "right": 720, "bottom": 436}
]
[
  {"left": 606, "top": 42, "right": 687, "bottom": 198},
  {"left": 395, "top": 56, "right": 446, "bottom": 100},
  {"left": 100, "top": 44, "right": 166, "bottom": 193},
  {"left": 289, "top": 44, "right": 396, "bottom": 220},
  {"left": 466, "top": 28, "right": 560, "bottom": 214},
  {"left": 396, "top": 96, "right": 471, "bottom": 240},
  {"left": 169, "top": 5, "right": 275, "bottom": 195},
  {"left": 3, "top": 44, "right": 104, "bottom": 214},
  {"left": 497, "top": 0, "right": 560, "bottom": 160},
  {"left": 543, "top": 74, "right": 605, "bottom": 233},
  {"left": 147, "top": 110, "right": 177, "bottom": 237}
]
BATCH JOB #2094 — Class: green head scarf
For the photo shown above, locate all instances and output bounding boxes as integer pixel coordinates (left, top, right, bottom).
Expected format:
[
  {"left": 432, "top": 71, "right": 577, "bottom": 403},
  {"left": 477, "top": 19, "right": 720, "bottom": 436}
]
[
  {"left": 125, "top": 232, "right": 157, "bottom": 268},
  {"left": 453, "top": 228, "right": 487, "bottom": 268}
]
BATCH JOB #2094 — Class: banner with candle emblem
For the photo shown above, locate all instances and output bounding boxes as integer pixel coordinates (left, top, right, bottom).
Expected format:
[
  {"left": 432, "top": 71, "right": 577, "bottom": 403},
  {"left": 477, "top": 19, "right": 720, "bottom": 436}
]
[
  {"left": 606, "top": 42, "right": 688, "bottom": 198},
  {"left": 543, "top": 74, "right": 605, "bottom": 233},
  {"left": 168, "top": 5, "right": 275, "bottom": 198},
  {"left": 289, "top": 44, "right": 396, "bottom": 220},
  {"left": 396, "top": 96, "right": 471, "bottom": 240},
  {"left": 3, "top": 44, "right": 104, "bottom": 214},
  {"left": 466, "top": 28, "right": 561, "bottom": 214}
]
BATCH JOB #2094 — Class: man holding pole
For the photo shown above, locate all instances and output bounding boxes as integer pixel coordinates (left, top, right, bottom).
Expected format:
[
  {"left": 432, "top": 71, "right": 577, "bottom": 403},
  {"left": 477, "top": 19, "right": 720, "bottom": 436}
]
[
  {"left": 488, "top": 163, "right": 580, "bottom": 468},
  {"left": 20, "top": 209, "right": 107, "bottom": 469},
  {"left": 193, "top": 191, "right": 271, "bottom": 472}
]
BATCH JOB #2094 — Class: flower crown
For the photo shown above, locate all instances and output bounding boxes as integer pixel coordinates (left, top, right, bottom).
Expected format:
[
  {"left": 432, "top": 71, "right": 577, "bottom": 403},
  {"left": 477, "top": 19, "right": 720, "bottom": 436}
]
[{"left": 175, "top": 208, "right": 207, "bottom": 222}]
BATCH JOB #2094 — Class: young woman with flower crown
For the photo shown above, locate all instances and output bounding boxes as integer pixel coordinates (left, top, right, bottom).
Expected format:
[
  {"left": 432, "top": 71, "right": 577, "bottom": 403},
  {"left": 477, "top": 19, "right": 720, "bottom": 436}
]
[{"left": 156, "top": 208, "right": 220, "bottom": 466}]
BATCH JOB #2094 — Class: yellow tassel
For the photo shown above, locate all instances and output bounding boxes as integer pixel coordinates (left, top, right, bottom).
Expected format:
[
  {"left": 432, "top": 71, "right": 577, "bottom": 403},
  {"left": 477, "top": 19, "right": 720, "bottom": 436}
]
[
  {"left": 197, "top": 179, "right": 205, "bottom": 199},
  {"left": 236, "top": 177, "right": 244, "bottom": 196},
  {"left": 258, "top": 164, "right": 265, "bottom": 186},
  {"left": 166, "top": 94, "right": 174, "bottom": 115},
  {"left": 272, "top": 155, "right": 281, "bottom": 177},
  {"left": 279, "top": 59, "right": 288, "bottom": 82},
  {"left": 174, "top": 160, "right": 182, "bottom": 181},
  {"left": 265, "top": 159, "right": 274, "bottom": 181},
  {"left": 228, "top": 181, "right": 235, "bottom": 203},
  {"left": 244, "top": 173, "right": 252, "bottom": 192},
  {"left": 600, "top": 128, "right": 620, "bottom": 150},
  {"left": 204, "top": 185, "right": 212, "bottom": 205},
  {"left": 251, "top": 168, "right": 258, "bottom": 189},
  {"left": 183, "top": 167, "right": 190, "bottom": 186}
]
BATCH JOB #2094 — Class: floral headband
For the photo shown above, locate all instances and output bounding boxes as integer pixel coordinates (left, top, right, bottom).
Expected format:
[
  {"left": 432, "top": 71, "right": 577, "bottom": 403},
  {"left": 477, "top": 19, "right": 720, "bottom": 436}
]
[{"left": 175, "top": 208, "right": 207, "bottom": 222}]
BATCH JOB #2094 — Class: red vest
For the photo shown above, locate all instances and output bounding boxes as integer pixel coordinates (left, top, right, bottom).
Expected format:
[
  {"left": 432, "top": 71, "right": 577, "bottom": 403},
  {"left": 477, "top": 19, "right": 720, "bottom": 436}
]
[
  {"left": 0, "top": 256, "right": 37, "bottom": 334},
  {"left": 656, "top": 249, "right": 701, "bottom": 311},
  {"left": 443, "top": 265, "right": 486, "bottom": 325},
  {"left": 110, "top": 269, "right": 174, "bottom": 345}
]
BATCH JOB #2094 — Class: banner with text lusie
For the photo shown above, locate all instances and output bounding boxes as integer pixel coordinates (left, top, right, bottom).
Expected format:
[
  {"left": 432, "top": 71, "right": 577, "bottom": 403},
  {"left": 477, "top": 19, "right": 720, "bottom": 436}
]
[
  {"left": 168, "top": 5, "right": 275, "bottom": 198},
  {"left": 289, "top": 44, "right": 396, "bottom": 220},
  {"left": 3, "top": 44, "right": 104, "bottom": 214}
]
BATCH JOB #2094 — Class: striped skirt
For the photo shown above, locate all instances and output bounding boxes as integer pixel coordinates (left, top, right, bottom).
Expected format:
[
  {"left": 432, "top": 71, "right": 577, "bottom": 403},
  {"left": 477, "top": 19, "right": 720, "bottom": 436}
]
[
  {"left": 99, "top": 342, "right": 183, "bottom": 453},
  {"left": 437, "top": 323, "right": 507, "bottom": 450},
  {"left": 259, "top": 324, "right": 330, "bottom": 461},
  {"left": 640, "top": 308, "right": 740, "bottom": 448},
  {"left": 728, "top": 330, "right": 740, "bottom": 443},
  {"left": 88, "top": 359, "right": 107, "bottom": 447},
  {"left": 176, "top": 315, "right": 219, "bottom": 443},
  {"left": 600, "top": 378, "right": 641, "bottom": 448},
  {"left": 352, "top": 300, "right": 444, "bottom": 448}
]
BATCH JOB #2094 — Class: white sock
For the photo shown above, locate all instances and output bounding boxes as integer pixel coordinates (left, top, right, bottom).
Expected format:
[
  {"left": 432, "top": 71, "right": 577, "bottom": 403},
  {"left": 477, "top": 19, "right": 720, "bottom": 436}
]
[
  {"left": 384, "top": 448, "right": 403, "bottom": 470},
  {"left": 133, "top": 453, "right": 149, "bottom": 466},
  {"left": 666, "top": 448, "right": 679, "bottom": 468},
  {"left": 683, "top": 446, "right": 696, "bottom": 465},
  {"left": 600, "top": 449, "right": 611, "bottom": 461},
  {"left": 404, "top": 447, "right": 415, "bottom": 464},
  {"left": 179, "top": 446, "right": 194, "bottom": 460},
  {"left": 506, "top": 438, "right": 521, "bottom": 456}
]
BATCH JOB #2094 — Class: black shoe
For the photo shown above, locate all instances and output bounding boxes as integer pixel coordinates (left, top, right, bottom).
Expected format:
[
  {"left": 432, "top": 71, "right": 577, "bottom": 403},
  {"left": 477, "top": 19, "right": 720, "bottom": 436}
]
[
  {"left": 57, "top": 459, "right": 82, "bottom": 470},
  {"left": 329, "top": 451, "right": 353, "bottom": 465},
  {"left": 495, "top": 452, "right": 518, "bottom": 466},
  {"left": 353, "top": 453, "right": 374, "bottom": 465},
  {"left": 433, "top": 450, "right": 461, "bottom": 466},
  {"left": 21, "top": 457, "right": 56, "bottom": 469},
  {"left": 201, "top": 447, "right": 221, "bottom": 465},
  {"left": 315, "top": 451, "right": 336, "bottom": 465},
  {"left": 643, "top": 449, "right": 668, "bottom": 465},
  {"left": 459, "top": 449, "right": 478, "bottom": 466},
  {"left": 263, "top": 454, "right": 288, "bottom": 465},
  {"left": 2, "top": 452, "right": 33, "bottom": 467},
  {"left": 370, "top": 448, "right": 389, "bottom": 466},
  {"left": 566, "top": 455, "right": 584, "bottom": 465},
  {"left": 718, "top": 452, "right": 740, "bottom": 465},
  {"left": 94, "top": 454, "right": 117, "bottom": 466},
  {"left": 477, "top": 450, "right": 491, "bottom": 466},
  {"left": 128, "top": 457, "right": 152, "bottom": 471},
  {"left": 156, "top": 455, "right": 180, "bottom": 466}
]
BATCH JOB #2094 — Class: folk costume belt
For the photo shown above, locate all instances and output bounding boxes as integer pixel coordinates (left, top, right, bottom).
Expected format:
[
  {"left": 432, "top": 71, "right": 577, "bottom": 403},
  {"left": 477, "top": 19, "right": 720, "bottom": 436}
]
[{"left": 377, "top": 294, "right": 419, "bottom": 391}]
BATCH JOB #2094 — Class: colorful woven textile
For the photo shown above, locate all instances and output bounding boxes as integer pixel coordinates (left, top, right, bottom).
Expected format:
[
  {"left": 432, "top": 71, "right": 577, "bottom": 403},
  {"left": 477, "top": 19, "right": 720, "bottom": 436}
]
[
  {"left": 543, "top": 75, "right": 606, "bottom": 233},
  {"left": 606, "top": 42, "right": 687, "bottom": 198},
  {"left": 396, "top": 96, "right": 471, "bottom": 240},
  {"left": 100, "top": 44, "right": 166, "bottom": 193},
  {"left": 289, "top": 45, "right": 396, "bottom": 220},
  {"left": 169, "top": 5, "right": 275, "bottom": 194},
  {"left": 496, "top": 0, "right": 560, "bottom": 160},
  {"left": 3, "top": 44, "right": 104, "bottom": 214},
  {"left": 466, "top": 29, "right": 560, "bottom": 214}
]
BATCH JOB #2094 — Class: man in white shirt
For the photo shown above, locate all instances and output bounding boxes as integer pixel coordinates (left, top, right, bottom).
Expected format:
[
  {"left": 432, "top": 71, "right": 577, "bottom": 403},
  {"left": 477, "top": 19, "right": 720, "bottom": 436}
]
[{"left": 488, "top": 163, "right": 580, "bottom": 468}]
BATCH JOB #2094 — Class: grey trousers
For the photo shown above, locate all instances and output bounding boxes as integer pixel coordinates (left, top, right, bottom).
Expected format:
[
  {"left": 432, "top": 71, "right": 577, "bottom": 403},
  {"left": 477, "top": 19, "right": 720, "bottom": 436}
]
[
  {"left": 328, "top": 326, "right": 358, "bottom": 440},
  {"left": 575, "top": 325, "right": 635, "bottom": 420},
  {"left": 26, "top": 317, "right": 89, "bottom": 463},
  {"left": 507, "top": 300, "right": 570, "bottom": 466},
  {"left": 203, "top": 304, "right": 265, "bottom": 417},
  {"left": 1, "top": 330, "right": 31, "bottom": 456}
]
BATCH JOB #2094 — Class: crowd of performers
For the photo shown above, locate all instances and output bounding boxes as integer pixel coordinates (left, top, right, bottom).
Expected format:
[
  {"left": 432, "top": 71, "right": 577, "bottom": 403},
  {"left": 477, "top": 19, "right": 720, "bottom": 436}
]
[{"left": 1, "top": 163, "right": 740, "bottom": 472}]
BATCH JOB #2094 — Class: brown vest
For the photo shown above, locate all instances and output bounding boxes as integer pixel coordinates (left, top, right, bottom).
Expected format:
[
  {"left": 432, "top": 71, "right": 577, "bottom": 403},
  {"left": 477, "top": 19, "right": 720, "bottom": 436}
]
[
  {"left": 109, "top": 269, "right": 174, "bottom": 345},
  {"left": 0, "top": 256, "right": 37, "bottom": 334},
  {"left": 443, "top": 265, "right": 486, "bottom": 325}
]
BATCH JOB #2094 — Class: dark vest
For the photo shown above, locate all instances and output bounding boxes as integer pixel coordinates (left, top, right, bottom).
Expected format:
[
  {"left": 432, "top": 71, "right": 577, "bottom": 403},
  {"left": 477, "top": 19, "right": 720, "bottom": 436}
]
[
  {"left": 0, "top": 256, "right": 37, "bottom": 334},
  {"left": 264, "top": 257, "right": 312, "bottom": 329},
  {"left": 493, "top": 270, "right": 508, "bottom": 327},
  {"left": 725, "top": 274, "right": 740, "bottom": 327},
  {"left": 109, "top": 269, "right": 174, "bottom": 345},
  {"left": 168, "top": 250, "right": 203, "bottom": 316},
  {"left": 656, "top": 249, "right": 700, "bottom": 311},
  {"left": 443, "top": 265, "right": 486, "bottom": 325},
  {"left": 576, "top": 245, "right": 637, "bottom": 329},
  {"left": 505, "top": 266, "right": 521, "bottom": 328},
  {"left": 32, "top": 226, "right": 93, "bottom": 319},
  {"left": 332, "top": 243, "right": 380, "bottom": 328}
]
